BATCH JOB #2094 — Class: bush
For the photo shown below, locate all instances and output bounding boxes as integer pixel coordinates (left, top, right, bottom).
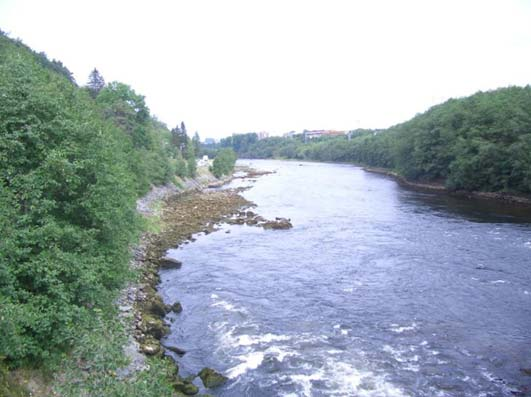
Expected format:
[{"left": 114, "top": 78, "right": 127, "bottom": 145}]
[{"left": 211, "top": 148, "right": 237, "bottom": 178}]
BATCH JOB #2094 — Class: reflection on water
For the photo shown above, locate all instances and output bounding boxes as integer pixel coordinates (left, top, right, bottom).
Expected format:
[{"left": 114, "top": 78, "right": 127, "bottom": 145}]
[
  {"left": 159, "top": 160, "right": 531, "bottom": 397},
  {"left": 398, "top": 188, "right": 531, "bottom": 224}
]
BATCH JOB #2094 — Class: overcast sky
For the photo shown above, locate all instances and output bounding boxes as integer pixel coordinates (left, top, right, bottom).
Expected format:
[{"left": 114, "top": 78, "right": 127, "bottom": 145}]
[{"left": 0, "top": 0, "right": 530, "bottom": 139}]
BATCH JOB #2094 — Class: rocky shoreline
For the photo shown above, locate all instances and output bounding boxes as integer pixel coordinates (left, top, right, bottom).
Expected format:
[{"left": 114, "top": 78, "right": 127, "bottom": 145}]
[
  {"left": 363, "top": 166, "right": 531, "bottom": 206},
  {"left": 118, "top": 166, "right": 291, "bottom": 395}
]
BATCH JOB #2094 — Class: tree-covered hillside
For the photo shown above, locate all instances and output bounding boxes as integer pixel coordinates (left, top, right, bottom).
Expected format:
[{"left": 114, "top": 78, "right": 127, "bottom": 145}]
[
  {"left": 0, "top": 31, "right": 186, "bottom": 366},
  {"left": 234, "top": 87, "right": 531, "bottom": 194}
]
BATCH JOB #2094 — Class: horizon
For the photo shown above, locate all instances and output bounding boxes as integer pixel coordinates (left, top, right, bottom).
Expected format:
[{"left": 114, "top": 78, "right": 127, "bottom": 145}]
[{"left": 0, "top": 0, "right": 530, "bottom": 140}]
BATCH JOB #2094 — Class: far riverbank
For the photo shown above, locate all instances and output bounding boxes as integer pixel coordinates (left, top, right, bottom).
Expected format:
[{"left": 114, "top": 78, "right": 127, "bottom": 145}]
[{"left": 362, "top": 166, "right": 531, "bottom": 206}]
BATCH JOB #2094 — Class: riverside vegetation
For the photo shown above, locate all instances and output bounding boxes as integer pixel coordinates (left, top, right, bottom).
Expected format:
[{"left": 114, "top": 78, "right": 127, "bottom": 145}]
[
  {"left": 0, "top": 31, "right": 236, "bottom": 396},
  {"left": 216, "top": 86, "right": 531, "bottom": 197},
  {"left": 1, "top": 26, "right": 529, "bottom": 396}
]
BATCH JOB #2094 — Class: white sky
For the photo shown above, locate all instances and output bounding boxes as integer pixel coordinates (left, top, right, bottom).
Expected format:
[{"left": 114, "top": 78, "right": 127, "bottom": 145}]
[{"left": 0, "top": 0, "right": 530, "bottom": 139}]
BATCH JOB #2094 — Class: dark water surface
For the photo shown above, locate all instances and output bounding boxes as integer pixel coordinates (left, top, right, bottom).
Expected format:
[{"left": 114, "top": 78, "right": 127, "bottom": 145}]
[{"left": 159, "top": 160, "right": 531, "bottom": 397}]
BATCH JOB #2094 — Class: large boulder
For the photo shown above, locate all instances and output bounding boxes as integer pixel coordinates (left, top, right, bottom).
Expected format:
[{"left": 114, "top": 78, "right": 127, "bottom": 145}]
[
  {"left": 198, "top": 367, "right": 228, "bottom": 388},
  {"left": 164, "top": 344, "right": 186, "bottom": 356},
  {"left": 171, "top": 301, "right": 183, "bottom": 313},
  {"left": 147, "top": 295, "right": 170, "bottom": 317},
  {"left": 143, "top": 315, "right": 169, "bottom": 339},
  {"left": 261, "top": 217, "right": 292, "bottom": 230},
  {"left": 140, "top": 339, "right": 161, "bottom": 356},
  {"left": 160, "top": 256, "right": 182, "bottom": 269}
]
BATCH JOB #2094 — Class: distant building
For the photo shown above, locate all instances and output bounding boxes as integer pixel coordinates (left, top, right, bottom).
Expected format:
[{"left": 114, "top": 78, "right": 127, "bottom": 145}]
[
  {"left": 204, "top": 138, "right": 216, "bottom": 145},
  {"left": 303, "top": 130, "right": 346, "bottom": 139},
  {"left": 197, "top": 155, "right": 210, "bottom": 167}
]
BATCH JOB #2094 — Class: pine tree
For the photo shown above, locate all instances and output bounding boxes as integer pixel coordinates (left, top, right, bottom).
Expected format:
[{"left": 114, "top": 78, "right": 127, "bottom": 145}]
[
  {"left": 86, "top": 68, "right": 105, "bottom": 98},
  {"left": 171, "top": 123, "right": 189, "bottom": 154},
  {"left": 186, "top": 140, "right": 197, "bottom": 177},
  {"left": 192, "top": 131, "right": 201, "bottom": 156}
]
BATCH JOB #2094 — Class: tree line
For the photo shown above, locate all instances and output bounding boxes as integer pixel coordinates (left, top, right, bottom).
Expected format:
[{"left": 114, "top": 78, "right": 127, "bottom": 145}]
[{"left": 226, "top": 87, "right": 531, "bottom": 195}]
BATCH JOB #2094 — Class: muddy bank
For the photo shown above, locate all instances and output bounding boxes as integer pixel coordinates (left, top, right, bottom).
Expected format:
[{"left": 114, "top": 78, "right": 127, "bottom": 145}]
[{"left": 364, "top": 166, "right": 531, "bottom": 206}]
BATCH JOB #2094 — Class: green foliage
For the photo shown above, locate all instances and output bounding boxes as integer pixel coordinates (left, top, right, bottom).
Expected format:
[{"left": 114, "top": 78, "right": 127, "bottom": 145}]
[
  {"left": 192, "top": 131, "right": 201, "bottom": 156},
  {"left": 96, "top": 82, "right": 174, "bottom": 194},
  {"left": 229, "top": 87, "right": 531, "bottom": 194},
  {"left": 220, "top": 132, "right": 258, "bottom": 153},
  {"left": 186, "top": 143, "right": 197, "bottom": 178},
  {"left": 0, "top": 33, "right": 175, "bottom": 366},
  {"left": 174, "top": 152, "right": 188, "bottom": 179},
  {"left": 170, "top": 123, "right": 188, "bottom": 155},
  {"left": 0, "top": 30, "right": 75, "bottom": 84},
  {"left": 55, "top": 309, "right": 177, "bottom": 397},
  {"left": 390, "top": 87, "right": 531, "bottom": 192},
  {"left": 211, "top": 148, "right": 237, "bottom": 178}
]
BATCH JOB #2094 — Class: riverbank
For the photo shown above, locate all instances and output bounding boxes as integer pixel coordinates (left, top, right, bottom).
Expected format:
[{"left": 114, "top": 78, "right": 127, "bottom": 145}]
[
  {"left": 113, "top": 166, "right": 258, "bottom": 395},
  {"left": 3, "top": 166, "right": 250, "bottom": 397},
  {"left": 363, "top": 166, "right": 531, "bottom": 206},
  {"left": 128, "top": 165, "right": 291, "bottom": 395}
]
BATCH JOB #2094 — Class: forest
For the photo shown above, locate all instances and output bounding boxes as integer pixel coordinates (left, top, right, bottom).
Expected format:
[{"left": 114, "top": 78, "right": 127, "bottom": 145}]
[
  {"left": 224, "top": 87, "right": 531, "bottom": 195},
  {"left": 0, "top": 30, "right": 208, "bottom": 372}
]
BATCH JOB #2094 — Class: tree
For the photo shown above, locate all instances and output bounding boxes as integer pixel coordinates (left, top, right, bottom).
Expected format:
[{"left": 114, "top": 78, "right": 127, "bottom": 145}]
[
  {"left": 211, "top": 148, "right": 237, "bottom": 178},
  {"left": 175, "top": 152, "right": 187, "bottom": 178},
  {"left": 186, "top": 141, "right": 197, "bottom": 177},
  {"left": 171, "top": 122, "right": 189, "bottom": 154},
  {"left": 86, "top": 68, "right": 105, "bottom": 98},
  {"left": 192, "top": 131, "right": 201, "bottom": 156}
]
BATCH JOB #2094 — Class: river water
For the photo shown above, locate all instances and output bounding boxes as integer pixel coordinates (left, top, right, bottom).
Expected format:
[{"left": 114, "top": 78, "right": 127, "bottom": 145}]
[{"left": 159, "top": 160, "right": 531, "bottom": 397}]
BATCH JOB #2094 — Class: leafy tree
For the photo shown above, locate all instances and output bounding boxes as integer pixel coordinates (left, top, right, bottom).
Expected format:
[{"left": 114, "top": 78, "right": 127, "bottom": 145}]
[
  {"left": 229, "top": 86, "right": 531, "bottom": 194},
  {"left": 0, "top": 38, "right": 139, "bottom": 363},
  {"left": 0, "top": 33, "right": 177, "bottom": 366},
  {"left": 211, "top": 148, "right": 237, "bottom": 178},
  {"left": 175, "top": 152, "right": 188, "bottom": 178}
]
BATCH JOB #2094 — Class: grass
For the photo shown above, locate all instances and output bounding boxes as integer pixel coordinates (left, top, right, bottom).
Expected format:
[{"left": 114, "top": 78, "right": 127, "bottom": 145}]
[
  {"left": 142, "top": 199, "right": 165, "bottom": 234},
  {"left": 53, "top": 309, "right": 177, "bottom": 397}
]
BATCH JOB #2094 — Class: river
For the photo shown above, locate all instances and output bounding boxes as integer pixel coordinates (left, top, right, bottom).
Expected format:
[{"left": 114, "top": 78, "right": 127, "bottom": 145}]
[{"left": 159, "top": 160, "right": 531, "bottom": 397}]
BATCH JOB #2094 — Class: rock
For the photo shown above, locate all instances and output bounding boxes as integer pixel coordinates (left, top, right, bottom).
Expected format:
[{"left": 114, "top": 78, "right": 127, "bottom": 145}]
[
  {"left": 227, "top": 218, "right": 245, "bottom": 225},
  {"left": 521, "top": 368, "right": 531, "bottom": 376},
  {"left": 148, "top": 295, "right": 170, "bottom": 316},
  {"left": 165, "top": 344, "right": 187, "bottom": 356},
  {"left": 171, "top": 301, "right": 183, "bottom": 313},
  {"left": 198, "top": 367, "right": 228, "bottom": 388},
  {"left": 261, "top": 217, "right": 292, "bottom": 230},
  {"left": 143, "top": 316, "right": 170, "bottom": 339},
  {"left": 160, "top": 257, "right": 182, "bottom": 269},
  {"left": 174, "top": 380, "right": 199, "bottom": 395},
  {"left": 140, "top": 340, "right": 161, "bottom": 356}
]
